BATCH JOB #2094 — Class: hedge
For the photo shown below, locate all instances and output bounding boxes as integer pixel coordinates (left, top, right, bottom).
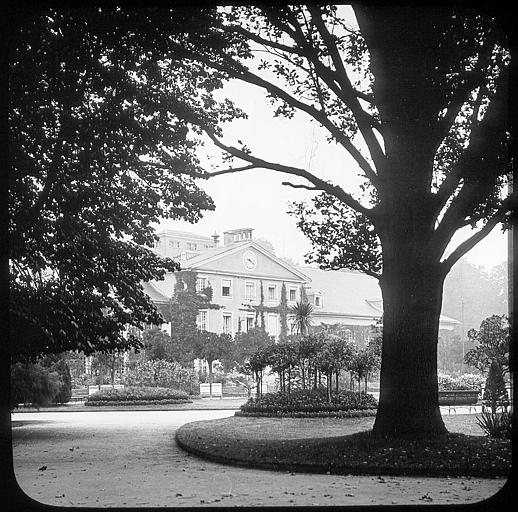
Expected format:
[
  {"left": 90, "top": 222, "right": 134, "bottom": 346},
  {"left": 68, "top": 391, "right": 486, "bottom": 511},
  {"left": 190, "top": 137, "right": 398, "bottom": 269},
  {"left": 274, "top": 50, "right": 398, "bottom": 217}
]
[
  {"left": 239, "top": 389, "right": 378, "bottom": 417},
  {"left": 85, "top": 386, "right": 190, "bottom": 404},
  {"left": 86, "top": 398, "right": 191, "bottom": 407}
]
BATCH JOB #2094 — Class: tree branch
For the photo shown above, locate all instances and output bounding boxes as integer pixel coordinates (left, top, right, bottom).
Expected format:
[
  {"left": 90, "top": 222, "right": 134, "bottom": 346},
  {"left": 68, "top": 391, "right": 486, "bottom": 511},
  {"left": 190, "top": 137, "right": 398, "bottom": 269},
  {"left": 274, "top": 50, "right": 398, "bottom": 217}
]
[
  {"left": 178, "top": 23, "right": 380, "bottom": 187},
  {"left": 440, "top": 205, "right": 511, "bottom": 275},
  {"left": 306, "top": 5, "right": 386, "bottom": 173},
  {"left": 432, "top": 65, "right": 509, "bottom": 246},
  {"left": 203, "top": 127, "right": 373, "bottom": 217},
  {"left": 282, "top": 181, "right": 319, "bottom": 190}
]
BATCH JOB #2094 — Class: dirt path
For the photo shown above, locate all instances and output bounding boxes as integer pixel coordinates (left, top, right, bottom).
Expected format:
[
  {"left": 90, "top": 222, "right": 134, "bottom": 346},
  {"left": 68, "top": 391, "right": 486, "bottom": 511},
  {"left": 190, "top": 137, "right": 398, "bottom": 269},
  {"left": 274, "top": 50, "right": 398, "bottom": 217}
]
[{"left": 11, "top": 410, "right": 507, "bottom": 507}]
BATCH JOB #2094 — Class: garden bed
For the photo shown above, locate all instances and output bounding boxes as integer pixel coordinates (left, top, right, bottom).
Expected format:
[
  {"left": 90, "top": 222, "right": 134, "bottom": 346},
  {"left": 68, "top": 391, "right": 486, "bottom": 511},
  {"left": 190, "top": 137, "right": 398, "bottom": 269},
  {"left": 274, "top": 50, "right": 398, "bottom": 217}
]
[
  {"left": 175, "top": 414, "right": 511, "bottom": 478},
  {"left": 238, "top": 389, "right": 378, "bottom": 417},
  {"left": 85, "top": 386, "right": 192, "bottom": 406},
  {"left": 86, "top": 398, "right": 191, "bottom": 407}
]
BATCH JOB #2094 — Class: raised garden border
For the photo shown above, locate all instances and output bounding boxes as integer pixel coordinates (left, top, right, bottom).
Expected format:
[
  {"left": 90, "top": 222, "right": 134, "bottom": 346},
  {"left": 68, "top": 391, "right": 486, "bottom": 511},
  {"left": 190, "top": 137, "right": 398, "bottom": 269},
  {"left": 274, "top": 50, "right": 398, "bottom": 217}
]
[{"left": 235, "top": 409, "right": 377, "bottom": 418}]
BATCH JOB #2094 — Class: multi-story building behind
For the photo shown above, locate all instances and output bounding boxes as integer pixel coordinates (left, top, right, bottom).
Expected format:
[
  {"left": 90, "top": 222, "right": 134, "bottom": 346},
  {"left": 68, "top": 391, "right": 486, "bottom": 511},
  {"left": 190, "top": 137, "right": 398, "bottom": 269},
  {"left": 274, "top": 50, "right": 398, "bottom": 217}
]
[{"left": 144, "top": 226, "right": 459, "bottom": 341}]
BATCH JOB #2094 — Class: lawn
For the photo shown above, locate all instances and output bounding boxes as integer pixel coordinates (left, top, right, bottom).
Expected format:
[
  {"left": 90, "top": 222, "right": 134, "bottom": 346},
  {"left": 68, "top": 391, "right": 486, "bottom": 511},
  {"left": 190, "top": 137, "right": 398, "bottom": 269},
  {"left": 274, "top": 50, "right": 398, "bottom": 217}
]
[{"left": 175, "top": 413, "right": 511, "bottom": 478}]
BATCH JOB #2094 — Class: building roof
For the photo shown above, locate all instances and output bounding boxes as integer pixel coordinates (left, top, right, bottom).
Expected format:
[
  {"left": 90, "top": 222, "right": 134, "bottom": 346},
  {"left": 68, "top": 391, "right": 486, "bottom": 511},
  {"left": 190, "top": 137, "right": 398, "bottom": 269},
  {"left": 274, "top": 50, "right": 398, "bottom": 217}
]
[
  {"left": 298, "top": 266, "right": 459, "bottom": 327},
  {"left": 183, "top": 241, "right": 311, "bottom": 282},
  {"left": 155, "top": 229, "right": 214, "bottom": 242},
  {"left": 298, "top": 267, "right": 382, "bottom": 319}
]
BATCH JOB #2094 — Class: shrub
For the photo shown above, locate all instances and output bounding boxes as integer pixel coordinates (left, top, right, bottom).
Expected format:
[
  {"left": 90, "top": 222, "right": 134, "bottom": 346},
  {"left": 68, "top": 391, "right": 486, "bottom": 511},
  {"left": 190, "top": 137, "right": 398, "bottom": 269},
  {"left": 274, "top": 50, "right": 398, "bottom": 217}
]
[
  {"left": 438, "top": 372, "right": 484, "bottom": 391},
  {"left": 41, "top": 357, "right": 73, "bottom": 403},
  {"left": 10, "top": 363, "right": 62, "bottom": 409},
  {"left": 86, "top": 386, "right": 190, "bottom": 405},
  {"left": 482, "top": 361, "right": 508, "bottom": 413},
  {"left": 123, "top": 360, "right": 199, "bottom": 394},
  {"left": 476, "top": 410, "right": 512, "bottom": 439},
  {"left": 240, "top": 388, "right": 377, "bottom": 416}
]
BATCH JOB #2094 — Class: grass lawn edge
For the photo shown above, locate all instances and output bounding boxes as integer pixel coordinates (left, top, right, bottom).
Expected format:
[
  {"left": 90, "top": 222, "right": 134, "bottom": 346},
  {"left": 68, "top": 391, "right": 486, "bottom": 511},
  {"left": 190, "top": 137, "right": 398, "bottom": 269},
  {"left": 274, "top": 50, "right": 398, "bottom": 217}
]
[{"left": 175, "top": 417, "right": 511, "bottom": 479}]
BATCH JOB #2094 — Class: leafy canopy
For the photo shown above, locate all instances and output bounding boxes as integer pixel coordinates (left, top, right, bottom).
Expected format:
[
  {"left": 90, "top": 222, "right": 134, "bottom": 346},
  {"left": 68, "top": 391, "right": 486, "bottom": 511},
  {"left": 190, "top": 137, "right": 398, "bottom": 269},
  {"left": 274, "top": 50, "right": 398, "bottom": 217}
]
[{"left": 9, "top": 9, "right": 243, "bottom": 360}]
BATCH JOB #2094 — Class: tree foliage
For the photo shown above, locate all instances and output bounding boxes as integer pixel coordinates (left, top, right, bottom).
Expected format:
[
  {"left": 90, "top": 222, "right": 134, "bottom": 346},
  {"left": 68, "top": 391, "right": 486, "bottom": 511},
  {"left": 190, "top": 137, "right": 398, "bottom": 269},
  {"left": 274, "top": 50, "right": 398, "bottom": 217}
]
[
  {"left": 9, "top": 8, "right": 245, "bottom": 360},
  {"left": 10, "top": 362, "right": 62, "bottom": 409},
  {"left": 169, "top": 271, "right": 221, "bottom": 364},
  {"left": 289, "top": 300, "right": 314, "bottom": 335},
  {"left": 162, "top": 4, "right": 511, "bottom": 436},
  {"left": 482, "top": 360, "right": 509, "bottom": 414},
  {"left": 465, "top": 314, "right": 509, "bottom": 375}
]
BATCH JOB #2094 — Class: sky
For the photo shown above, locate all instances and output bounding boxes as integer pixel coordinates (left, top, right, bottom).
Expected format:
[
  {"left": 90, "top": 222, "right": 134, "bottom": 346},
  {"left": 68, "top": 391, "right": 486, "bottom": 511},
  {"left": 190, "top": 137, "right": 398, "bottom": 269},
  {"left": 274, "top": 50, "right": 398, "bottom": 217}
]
[
  {"left": 157, "top": 8, "right": 509, "bottom": 271},
  {"left": 157, "top": 76, "right": 509, "bottom": 270}
]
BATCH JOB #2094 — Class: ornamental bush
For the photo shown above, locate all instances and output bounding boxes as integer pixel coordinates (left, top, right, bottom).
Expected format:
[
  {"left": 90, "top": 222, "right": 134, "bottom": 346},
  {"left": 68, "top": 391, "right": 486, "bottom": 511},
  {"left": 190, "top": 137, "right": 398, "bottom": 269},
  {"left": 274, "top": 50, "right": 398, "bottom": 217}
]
[
  {"left": 85, "top": 386, "right": 190, "bottom": 406},
  {"left": 10, "top": 362, "right": 62, "bottom": 409},
  {"left": 438, "top": 373, "right": 484, "bottom": 391},
  {"left": 476, "top": 410, "right": 512, "bottom": 439},
  {"left": 239, "top": 388, "right": 377, "bottom": 417},
  {"left": 123, "top": 359, "right": 199, "bottom": 394}
]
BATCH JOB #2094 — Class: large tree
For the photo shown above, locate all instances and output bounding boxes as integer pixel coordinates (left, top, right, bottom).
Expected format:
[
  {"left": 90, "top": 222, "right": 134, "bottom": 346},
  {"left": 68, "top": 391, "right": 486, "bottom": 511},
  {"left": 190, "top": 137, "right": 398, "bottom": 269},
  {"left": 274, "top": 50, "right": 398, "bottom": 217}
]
[
  {"left": 9, "top": 9, "right": 241, "bottom": 360},
  {"left": 162, "top": 5, "right": 512, "bottom": 436}
]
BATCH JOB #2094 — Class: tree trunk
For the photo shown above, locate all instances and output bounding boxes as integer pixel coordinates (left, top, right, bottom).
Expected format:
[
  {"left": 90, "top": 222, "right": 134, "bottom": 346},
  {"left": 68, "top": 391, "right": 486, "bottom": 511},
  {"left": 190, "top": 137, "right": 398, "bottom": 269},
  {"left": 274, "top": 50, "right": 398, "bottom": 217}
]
[
  {"left": 255, "top": 371, "right": 260, "bottom": 396},
  {"left": 372, "top": 251, "right": 447, "bottom": 437},
  {"left": 301, "top": 363, "right": 306, "bottom": 390},
  {"left": 208, "top": 360, "right": 213, "bottom": 399},
  {"left": 335, "top": 370, "right": 339, "bottom": 393}
]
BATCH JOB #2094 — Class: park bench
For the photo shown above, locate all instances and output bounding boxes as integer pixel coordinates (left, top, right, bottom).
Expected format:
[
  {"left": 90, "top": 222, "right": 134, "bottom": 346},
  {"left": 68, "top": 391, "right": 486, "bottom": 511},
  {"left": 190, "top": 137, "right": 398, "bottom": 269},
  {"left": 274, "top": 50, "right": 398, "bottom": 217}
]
[{"left": 438, "top": 389, "right": 480, "bottom": 414}]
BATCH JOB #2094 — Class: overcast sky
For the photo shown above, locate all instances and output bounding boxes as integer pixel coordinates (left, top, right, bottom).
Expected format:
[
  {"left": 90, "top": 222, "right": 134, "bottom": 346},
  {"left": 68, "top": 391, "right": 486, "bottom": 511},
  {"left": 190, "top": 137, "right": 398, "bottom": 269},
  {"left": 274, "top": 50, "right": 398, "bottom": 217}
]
[
  {"left": 157, "top": 8, "right": 508, "bottom": 271},
  {"left": 157, "top": 79, "right": 508, "bottom": 270}
]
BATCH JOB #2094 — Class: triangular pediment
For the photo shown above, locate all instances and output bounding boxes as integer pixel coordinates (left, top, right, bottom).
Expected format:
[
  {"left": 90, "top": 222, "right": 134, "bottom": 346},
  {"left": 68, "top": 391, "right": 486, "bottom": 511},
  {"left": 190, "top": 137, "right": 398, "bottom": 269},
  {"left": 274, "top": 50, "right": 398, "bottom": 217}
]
[{"left": 184, "top": 242, "right": 309, "bottom": 283}]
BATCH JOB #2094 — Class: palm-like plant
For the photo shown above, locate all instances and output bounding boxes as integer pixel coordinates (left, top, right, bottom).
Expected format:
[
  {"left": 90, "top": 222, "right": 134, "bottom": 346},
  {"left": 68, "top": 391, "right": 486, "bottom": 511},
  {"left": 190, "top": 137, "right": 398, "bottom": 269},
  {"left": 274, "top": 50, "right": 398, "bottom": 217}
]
[{"left": 289, "top": 301, "right": 314, "bottom": 335}]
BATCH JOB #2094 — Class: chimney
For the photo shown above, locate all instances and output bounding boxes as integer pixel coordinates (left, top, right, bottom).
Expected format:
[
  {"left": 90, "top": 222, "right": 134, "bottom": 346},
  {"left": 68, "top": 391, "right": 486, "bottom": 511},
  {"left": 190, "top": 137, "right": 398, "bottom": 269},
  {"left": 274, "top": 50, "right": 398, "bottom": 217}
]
[
  {"left": 212, "top": 232, "right": 220, "bottom": 247},
  {"left": 223, "top": 228, "right": 254, "bottom": 246}
]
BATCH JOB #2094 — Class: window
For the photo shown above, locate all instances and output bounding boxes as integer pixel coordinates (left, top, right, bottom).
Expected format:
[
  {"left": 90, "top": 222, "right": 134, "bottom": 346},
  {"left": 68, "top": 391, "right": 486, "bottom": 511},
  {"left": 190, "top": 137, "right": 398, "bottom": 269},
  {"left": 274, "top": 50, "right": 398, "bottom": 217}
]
[
  {"left": 222, "top": 313, "right": 232, "bottom": 334},
  {"left": 245, "top": 281, "right": 256, "bottom": 299},
  {"left": 197, "top": 310, "right": 208, "bottom": 331},
  {"left": 222, "top": 279, "right": 232, "bottom": 297},
  {"left": 246, "top": 315, "right": 255, "bottom": 332},
  {"left": 196, "top": 277, "right": 208, "bottom": 293},
  {"left": 289, "top": 288, "right": 297, "bottom": 302},
  {"left": 168, "top": 240, "right": 180, "bottom": 248},
  {"left": 267, "top": 314, "right": 278, "bottom": 337},
  {"left": 315, "top": 295, "right": 322, "bottom": 307},
  {"left": 267, "top": 285, "right": 276, "bottom": 301},
  {"left": 344, "top": 329, "right": 354, "bottom": 343},
  {"left": 187, "top": 242, "right": 198, "bottom": 251}
]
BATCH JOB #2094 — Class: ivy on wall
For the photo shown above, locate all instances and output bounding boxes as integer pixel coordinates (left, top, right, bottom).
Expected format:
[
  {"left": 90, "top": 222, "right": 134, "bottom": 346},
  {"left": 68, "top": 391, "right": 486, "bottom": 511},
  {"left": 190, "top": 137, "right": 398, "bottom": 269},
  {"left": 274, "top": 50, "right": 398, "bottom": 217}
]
[
  {"left": 249, "top": 281, "right": 289, "bottom": 340},
  {"left": 169, "top": 270, "right": 221, "bottom": 339}
]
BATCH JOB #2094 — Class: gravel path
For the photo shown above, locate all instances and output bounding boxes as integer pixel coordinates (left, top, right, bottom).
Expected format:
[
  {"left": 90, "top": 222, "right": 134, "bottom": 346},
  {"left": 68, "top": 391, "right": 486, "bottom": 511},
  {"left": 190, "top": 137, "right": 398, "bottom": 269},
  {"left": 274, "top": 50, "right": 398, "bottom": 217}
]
[{"left": 11, "top": 410, "right": 507, "bottom": 507}]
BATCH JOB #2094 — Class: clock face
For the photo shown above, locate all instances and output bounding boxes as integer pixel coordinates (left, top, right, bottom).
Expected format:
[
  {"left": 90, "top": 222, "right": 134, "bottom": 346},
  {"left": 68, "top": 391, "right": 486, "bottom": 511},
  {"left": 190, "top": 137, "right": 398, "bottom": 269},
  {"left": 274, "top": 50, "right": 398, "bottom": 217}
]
[{"left": 243, "top": 250, "right": 257, "bottom": 270}]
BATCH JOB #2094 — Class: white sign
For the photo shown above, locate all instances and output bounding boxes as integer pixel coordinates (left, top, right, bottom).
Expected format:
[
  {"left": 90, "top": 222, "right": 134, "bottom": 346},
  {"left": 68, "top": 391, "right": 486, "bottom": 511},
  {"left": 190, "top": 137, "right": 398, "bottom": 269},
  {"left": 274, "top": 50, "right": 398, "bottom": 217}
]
[{"left": 200, "top": 383, "right": 222, "bottom": 397}]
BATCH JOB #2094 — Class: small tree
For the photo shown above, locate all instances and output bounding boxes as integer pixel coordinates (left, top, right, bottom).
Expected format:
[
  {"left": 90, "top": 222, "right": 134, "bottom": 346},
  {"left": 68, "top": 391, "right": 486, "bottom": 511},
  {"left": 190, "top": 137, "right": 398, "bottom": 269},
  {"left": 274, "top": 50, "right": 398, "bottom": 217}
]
[
  {"left": 142, "top": 327, "right": 175, "bottom": 362},
  {"left": 289, "top": 301, "right": 314, "bottom": 335},
  {"left": 249, "top": 347, "right": 269, "bottom": 398},
  {"left": 227, "top": 327, "right": 272, "bottom": 370},
  {"left": 314, "top": 344, "right": 337, "bottom": 402},
  {"left": 482, "top": 361, "right": 508, "bottom": 414},
  {"left": 465, "top": 315, "right": 509, "bottom": 376},
  {"left": 350, "top": 347, "right": 380, "bottom": 392},
  {"left": 193, "top": 331, "right": 233, "bottom": 398},
  {"left": 39, "top": 354, "right": 73, "bottom": 404}
]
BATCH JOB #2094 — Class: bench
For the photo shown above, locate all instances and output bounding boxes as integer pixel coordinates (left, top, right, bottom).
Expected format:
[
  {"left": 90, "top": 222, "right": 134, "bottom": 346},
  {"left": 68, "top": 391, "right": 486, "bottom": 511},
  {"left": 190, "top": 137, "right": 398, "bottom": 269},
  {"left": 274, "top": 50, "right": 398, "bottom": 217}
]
[{"left": 438, "top": 389, "right": 480, "bottom": 414}]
